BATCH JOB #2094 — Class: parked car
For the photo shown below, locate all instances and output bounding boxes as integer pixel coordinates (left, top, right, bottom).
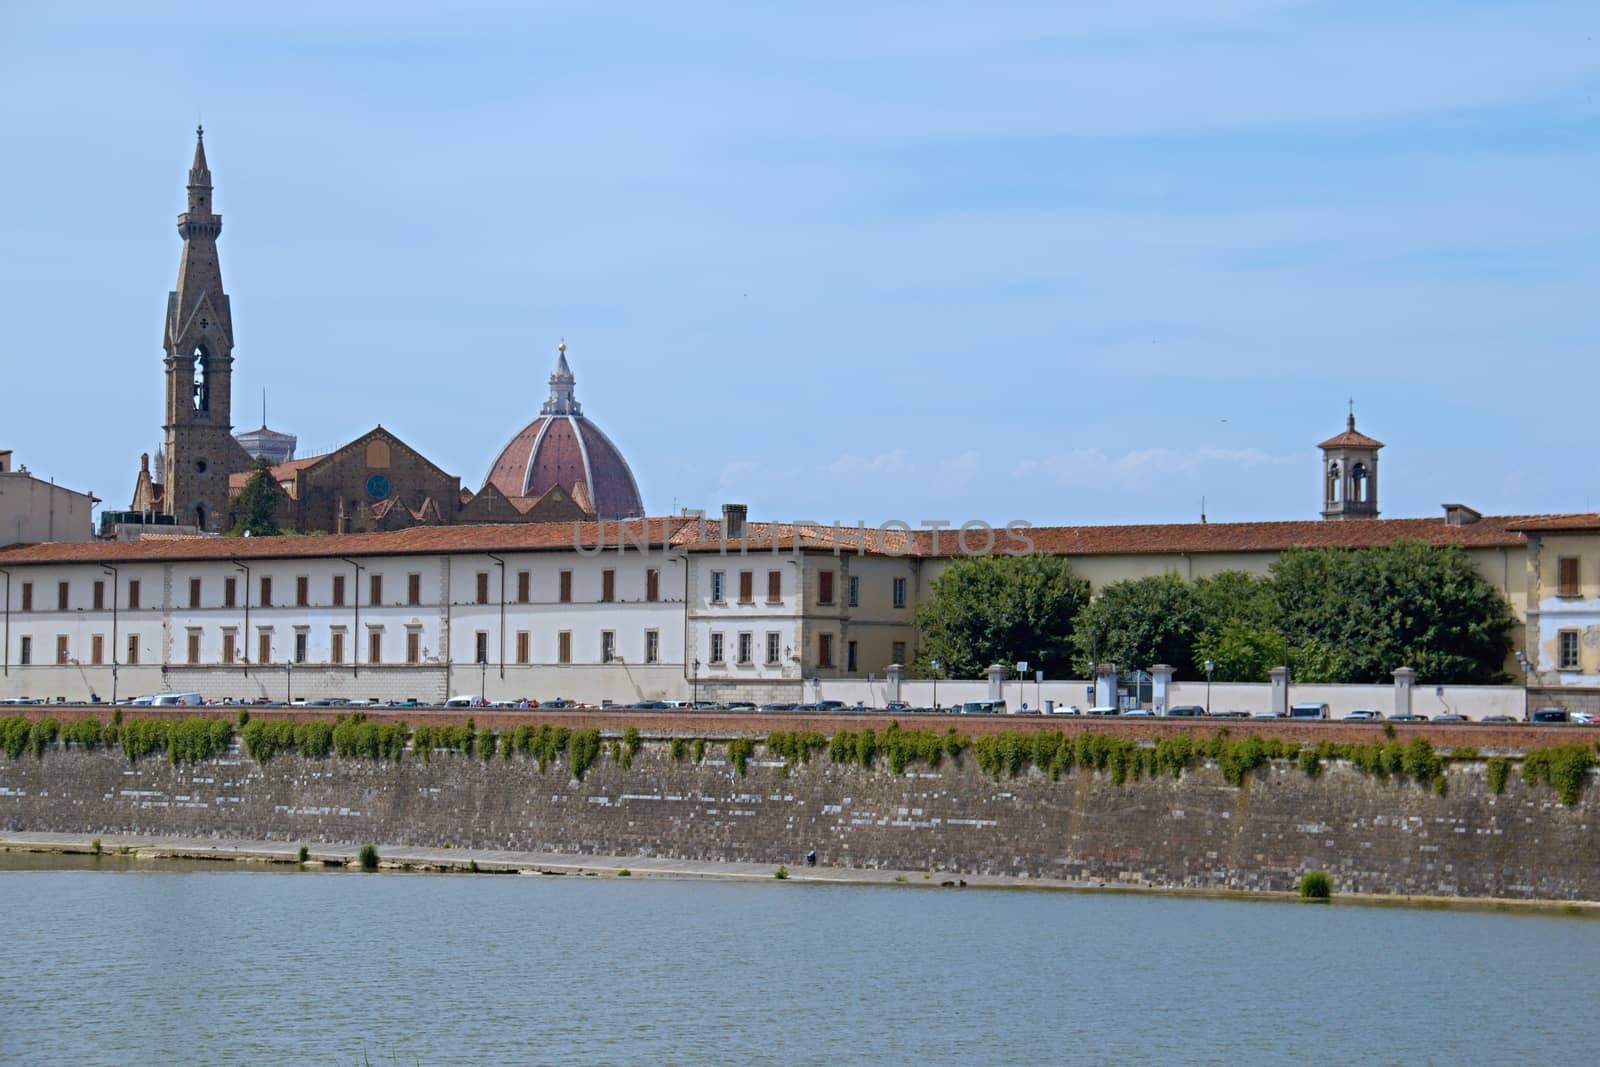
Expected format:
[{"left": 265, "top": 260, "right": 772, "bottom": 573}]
[
  {"left": 1047, "top": 704, "right": 1082, "bottom": 716},
  {"left": 1251, "top": 711, "right": 1283, "bottom": 720},
  {"left": 1122, "top": 708, "right": 1155, "bottom": 717},
  {"left": 1288, "top": 702, "right": 1330, "bottom": 721},
  {"left": 150, "top": 691, "right": 203, "bottom": 707},
  {"left": 1083, "top": 706, "right": 1121, "bottom": 717},
  {"left": 961, "top": 700, "right": 1006, "bottom": 715},
  {"left": 1341, "top": 709, "right": 1384, "bottom": 721},
  {"left": 1530, "top": 707, "right": 1571, "bottom": 724},
  {"left": 1165, "top": 705, "right": 1205, "bottom": 718},
  {"left": 1207, "top": 710, "right": 1250, "bottom": 719},
  {"left": 1434, "top": 714, "right": 1468, "bottom": 723},
  {"left": 1481, "top": 714, "right": 1517, "bottom": 723},
  {"left": 1389, "top": 713, "right": 1429, "bottom": 723},
  {"left": 1572, "top": 711, "right": 1596, "bottom": 725}
]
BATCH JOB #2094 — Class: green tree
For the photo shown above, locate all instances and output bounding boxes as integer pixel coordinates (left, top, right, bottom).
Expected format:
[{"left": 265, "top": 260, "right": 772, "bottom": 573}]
[
  {"left": 1191, "top": 571, "right": 1283, "bottom": 681},
  {"left": 1070, "top": 573, "right": 1202, "bottom": 678},
  {"left": 228, "top": 456, "right": 282, "bottom": 537},
  {"left": 1272, "top": 543, "right": 1514, "bottom": 683},
  {"left": 914, "top": 554, "right": 1090, "bottom": 679}
]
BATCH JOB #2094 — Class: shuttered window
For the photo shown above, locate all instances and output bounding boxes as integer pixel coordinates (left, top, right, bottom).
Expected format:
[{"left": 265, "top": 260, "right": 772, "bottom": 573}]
[{"left": 1558, "top": 557, "right": 1581, "bottom": 597}]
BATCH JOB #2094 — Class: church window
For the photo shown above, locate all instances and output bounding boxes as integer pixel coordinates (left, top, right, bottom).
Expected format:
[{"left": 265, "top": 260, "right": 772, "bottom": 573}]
[
  {"left": 365, "top": 440, "right": 392, "bottom": 469},
  {"left": 192, "top": 347, "right": 210, "bottom": 413},
  {"left": 1351, "top": 463, "right": 1368, "bottom": 504},
  {"left": 1327, "top": 464, "right": 1340, "bottom": 503},
  {"left": 195, "top": 460, "right": 207, "bottom": 473}
]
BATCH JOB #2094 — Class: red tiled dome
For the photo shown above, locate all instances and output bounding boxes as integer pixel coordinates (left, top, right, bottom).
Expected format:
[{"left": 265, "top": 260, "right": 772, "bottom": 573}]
[{"left": 482, "top": 344, "right": 645, "bottom": 519}]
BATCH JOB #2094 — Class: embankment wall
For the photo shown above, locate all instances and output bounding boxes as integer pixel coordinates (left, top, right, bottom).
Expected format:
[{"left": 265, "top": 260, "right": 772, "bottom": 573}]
[{"left": 1, "top": 738, "right": 1595, "bottom": 901}]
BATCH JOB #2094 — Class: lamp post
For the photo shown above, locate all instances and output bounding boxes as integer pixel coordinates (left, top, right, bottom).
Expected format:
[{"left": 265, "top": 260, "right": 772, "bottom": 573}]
[
  {"left": 692, "top": 658, "right": 700, "bottom": 708},
  {"left": 930, "top": 659, "right": 941, "bottom": 711},
  {"left": 101, "top": 565, "right": 120, "bottom": 704},
  {"left": 1204, "top": 659, "right": 1214, "bottom": 716},
  {"left": 286, "top": 658, "right": 294, "bottom": 705}
]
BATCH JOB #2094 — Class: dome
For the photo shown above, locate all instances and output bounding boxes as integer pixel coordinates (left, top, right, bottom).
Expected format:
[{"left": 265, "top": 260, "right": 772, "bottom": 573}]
[{"left": 483, "top": 343, "right": 645, "bottom": 519}]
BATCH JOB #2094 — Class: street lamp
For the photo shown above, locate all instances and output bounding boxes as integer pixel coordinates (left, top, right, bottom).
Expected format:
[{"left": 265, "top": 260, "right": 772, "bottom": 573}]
[
  {"left": 1204, "top": 659, "right": 1214, "bottom": 716},
  {"left": 692, "top": 658, "right": 700, "bottom": 708},
  {"left": 930, "top": 659, "right": 941, "bottom": 711},
  {"left": 101, "top": 564, "right": 120, "bottom": 704},
  {"left": 286, "top": 658, "right": 294, "bottom": 705}
]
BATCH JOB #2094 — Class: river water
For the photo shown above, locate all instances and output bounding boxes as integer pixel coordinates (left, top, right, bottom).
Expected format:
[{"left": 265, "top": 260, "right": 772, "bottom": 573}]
[{"left": 0, "top": 856, "right": 1595, "bottom": 1066}]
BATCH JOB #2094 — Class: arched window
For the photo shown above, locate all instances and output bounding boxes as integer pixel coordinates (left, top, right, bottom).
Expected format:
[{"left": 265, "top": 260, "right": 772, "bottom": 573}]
[
  {"left": 1351, "top": 462, "right": 1368, "bottom": 504},
  {"left": 195, "top": 503, "right": 207, "bottom": 529},
  {"left": 192, "top": 346, "right": 210, "bottom": 413},
  {"left": 1327, "top": 463, "right": 1341, "bottom": 503}
]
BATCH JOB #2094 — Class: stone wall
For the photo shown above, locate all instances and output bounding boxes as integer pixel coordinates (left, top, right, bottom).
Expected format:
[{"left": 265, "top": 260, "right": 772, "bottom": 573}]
[{"left": 1, "top": 739, "right": 1594, "bottom": 901}]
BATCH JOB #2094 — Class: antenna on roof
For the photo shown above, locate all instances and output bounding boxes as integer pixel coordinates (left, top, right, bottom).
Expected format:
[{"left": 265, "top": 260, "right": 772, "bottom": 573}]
[
  {"left": 1200, "top": 496, "right": 1207, "bottom": 524},
  {"left": 262, "top": 388, "right": 267, "bottom": 428}
]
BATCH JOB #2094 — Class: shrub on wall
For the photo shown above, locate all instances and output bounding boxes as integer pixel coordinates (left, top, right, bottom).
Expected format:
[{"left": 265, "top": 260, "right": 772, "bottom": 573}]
[
  {"left": 1520, "top": 745, "right": 1594, "bottom": 805},
  {"left": 1485, "top": 757, "right": 1511, "bottom": 794}
]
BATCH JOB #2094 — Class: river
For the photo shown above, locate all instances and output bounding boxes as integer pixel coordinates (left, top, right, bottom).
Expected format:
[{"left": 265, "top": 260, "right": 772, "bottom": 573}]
[{"left": 0, "top": 856, "right": 1595, "bottom": 1066}]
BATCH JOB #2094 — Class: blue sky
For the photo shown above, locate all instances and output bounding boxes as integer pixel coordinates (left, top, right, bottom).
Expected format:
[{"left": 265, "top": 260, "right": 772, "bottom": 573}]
[{"left": 3, "top": 1, "right": 1598, "bottom": 527}]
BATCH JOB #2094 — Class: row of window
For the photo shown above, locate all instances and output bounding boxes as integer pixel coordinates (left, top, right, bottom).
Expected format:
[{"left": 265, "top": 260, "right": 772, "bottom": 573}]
[
  {"left": 706, "top": 569, "right": 905, "bottom": 609},
  {"left": 15, "top": 628, "right": 667, "bottom": 668},
  {"left": 10, "top": 568, "right": 665, "bottom": 612},
  {"left": 703, "top": 634, "right": 909, "bottom": 672}
]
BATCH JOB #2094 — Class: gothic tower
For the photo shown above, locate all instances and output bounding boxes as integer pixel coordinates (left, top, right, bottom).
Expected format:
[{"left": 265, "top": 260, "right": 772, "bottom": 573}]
[
  {"left": 162, "top": 127, "right": 251, "bottom": 531},
  {"left": 1319, "top": 407, "right": 1383, "bottom": 520}
]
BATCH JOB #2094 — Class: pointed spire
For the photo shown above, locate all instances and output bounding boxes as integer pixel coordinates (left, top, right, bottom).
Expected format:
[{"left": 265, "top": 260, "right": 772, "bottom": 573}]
[
  {"left": 541, "top": 339, "right": 582, "bottom": 416},
  {"left": 189, "top": 125, "right": 211, "bottom": 188}
]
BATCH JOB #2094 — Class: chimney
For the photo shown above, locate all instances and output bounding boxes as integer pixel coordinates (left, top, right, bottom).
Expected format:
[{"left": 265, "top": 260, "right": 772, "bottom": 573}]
[{"left": 722, "top": 503, "right": 747, "bottom": 539}]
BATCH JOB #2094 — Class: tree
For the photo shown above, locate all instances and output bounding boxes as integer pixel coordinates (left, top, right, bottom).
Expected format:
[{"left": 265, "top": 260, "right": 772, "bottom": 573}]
[
  {"left": 1271, "top": 543, "right": 1514, "bottom": 683},
  {"left": 1070, "top": 573, "right": 1202, "bottom": 678},
  {"left": 228, "top": 456, "right": 282, "bottom": 537},
  {"left": 1191, "top": 570, "right": 1283, "bottom": 681},
  {"left": 914, "top": 554, "right": 1090, "bottom": 679}
]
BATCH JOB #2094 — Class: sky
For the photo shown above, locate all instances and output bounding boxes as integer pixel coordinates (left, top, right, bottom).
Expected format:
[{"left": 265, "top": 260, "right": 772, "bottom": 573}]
[{"left": 2, "top": 1, "right": 1598, "bottom": 528}]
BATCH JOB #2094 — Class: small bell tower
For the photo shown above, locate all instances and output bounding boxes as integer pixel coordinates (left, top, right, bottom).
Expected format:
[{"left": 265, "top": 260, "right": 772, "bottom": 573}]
[{"left": 1319, "top": 403, "right": 1384, "bottom": 520}]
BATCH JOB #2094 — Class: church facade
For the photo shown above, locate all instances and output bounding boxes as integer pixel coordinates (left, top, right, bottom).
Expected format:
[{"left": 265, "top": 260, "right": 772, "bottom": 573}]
[{"left": 124, "top": 130, "right": 645, "bottom": 536}]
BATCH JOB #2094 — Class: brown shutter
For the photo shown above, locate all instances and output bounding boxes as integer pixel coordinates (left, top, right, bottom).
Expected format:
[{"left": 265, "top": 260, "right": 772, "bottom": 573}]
[
  {"left": 369, "top": 630, "right": 382, "bottom": 664},
  {"left": 259, "top": 577, "right": 271, "bottom": 607},
  {"left": 370, "top": 574, "right": 382, "bottom": 604},
  {"left": 646, "top": 569, "right": 659, "bottom": 603},
  {"left": 189, "top": 578, "right": 202, "bottom": 609},
  {"left": 739, "top": 571, "right": 753, "bottom": 603},
  {"left": 476, "top": 572, "right": 489, "bottom": 604},
  {"left": 332, "top": 575, "right": 345, "bottom": 606},
  {"left": 410, "top": 573, "right": 422, "bottom": 606},
  {"left": 296, "top": 575, "right": 309, "bottom": 607},
  {"left": 818, "top": 571, "right": 834, "bottom": 604},
  {"left": 1559, "top": 557, "right": 1580, "bottom": 596},
  {"left": 58, "top": 582, "right": 68, "bottom": 610},
  {"left": 188, "top": 632, "right": 200, "bottom": 664},
  {"left": 20, "top": 583, "right": 30, "bottom": 611},
  {"left": 558, "top": 631, "right": 572, "bottom": 663},
  {"left": 128, "top": 580, "right": 141, "bottom": 610},
  {"left": 602, "top": 570, "right": 615, "bottom": 602},
  {"left": 93, "top": 581, "right": 105, "bottom": 611},
  {"left": 560, "top": 571, "right": 573, "bottom": 603},
  {"left": 517, "top": 571, "right": 531, "bottom": 603},
  {"left": 224, "top": 577, "right": 237, "bottom": 608},
  {"left": 768, "top": 570, "right": 781, "bottom": 602}
]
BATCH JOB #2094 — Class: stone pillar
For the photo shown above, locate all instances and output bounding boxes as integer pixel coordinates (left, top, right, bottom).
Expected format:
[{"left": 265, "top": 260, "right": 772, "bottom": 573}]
[
  {"left": 1269, "top": 666, "right": 1290, "bottom": 717},
  {"left": 1393, "top": 666, "right": 1415, "bottom": 719},
  {"left": 1148, "top": 664, "right": 1174, "bottom": 715},
  {"left": 885, "top": 663, "right": 904, "bottom": 705},
  {"left": 1094, "top": 664, "right": 1119, "bottom": 709},
  {"left": 986, "top": 664, "right": 1008, "bottom": 703}
]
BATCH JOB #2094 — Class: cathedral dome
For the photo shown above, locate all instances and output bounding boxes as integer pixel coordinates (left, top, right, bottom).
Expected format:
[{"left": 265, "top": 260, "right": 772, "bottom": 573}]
[{"left": 483, "top": 343, "right": 645, "bottom": 519}]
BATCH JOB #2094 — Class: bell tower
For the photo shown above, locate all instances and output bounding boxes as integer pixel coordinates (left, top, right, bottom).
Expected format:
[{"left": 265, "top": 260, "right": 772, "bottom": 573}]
[
  {"left": 162, "top": 127, "right": 250, "bottom": 531},
  {"left": 1319, "top": 404, "right": 1384, "bottom": 520}
]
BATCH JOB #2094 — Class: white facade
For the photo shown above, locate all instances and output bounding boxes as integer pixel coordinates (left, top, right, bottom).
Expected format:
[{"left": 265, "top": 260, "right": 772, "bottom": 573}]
[{"left": 0, "top": 543, "right": 693, "bottom": 705}]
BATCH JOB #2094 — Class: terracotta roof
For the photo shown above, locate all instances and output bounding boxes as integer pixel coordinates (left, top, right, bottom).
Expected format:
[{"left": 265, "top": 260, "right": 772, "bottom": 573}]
[
  {"left": 1505, "top": 514, "right": 1600, "bottom": 533},
  {"left": 0, "top": 512, "right": 1574, "bottom": 568},
  {"left": 484, "top": 415, "right": 644, "bottom": 520},
  {"left": 1318, "top": 416, "right": 1384, "bottom": 450},
  {"left": 0, "top": 518, "right": 695, "bottom": 566},
  {"left": 227, "top": 455, "right": 325, "bottom": 492}
]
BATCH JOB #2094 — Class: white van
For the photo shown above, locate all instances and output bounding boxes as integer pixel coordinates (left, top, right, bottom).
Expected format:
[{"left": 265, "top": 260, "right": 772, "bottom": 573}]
[
  {"left": 150, "top": 692, "right": 203, "bottom": 707},
  {"left": 444, "top": 695, "right": 482, "bottom": 708}
]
